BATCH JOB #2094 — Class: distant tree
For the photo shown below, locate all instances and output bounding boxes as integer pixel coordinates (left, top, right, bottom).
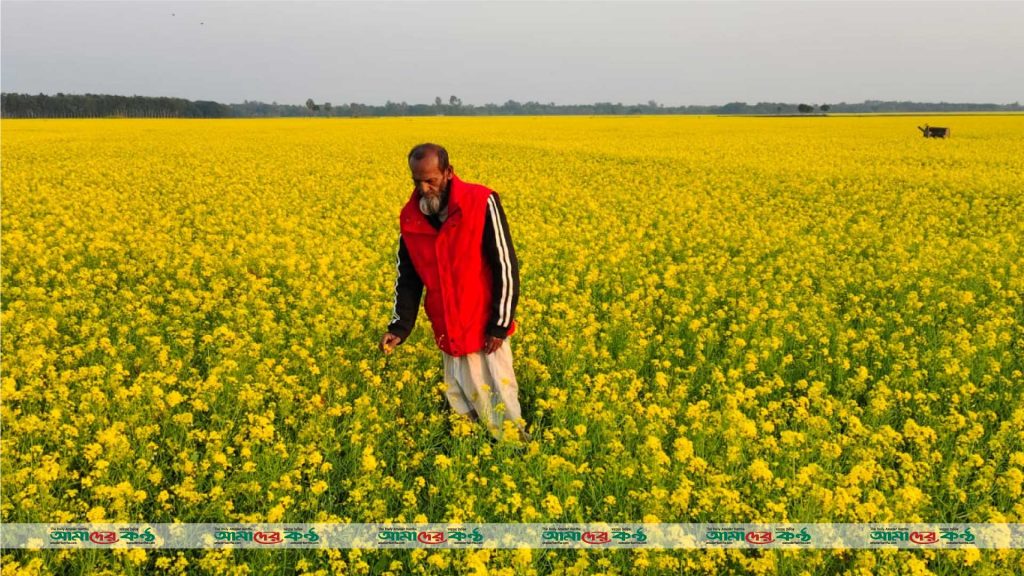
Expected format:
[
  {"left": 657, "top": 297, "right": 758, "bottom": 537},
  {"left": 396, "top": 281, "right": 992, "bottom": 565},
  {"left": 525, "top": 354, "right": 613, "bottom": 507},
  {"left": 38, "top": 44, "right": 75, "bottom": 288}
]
[
  {"left": 384, "top": 100, "right": 409, "bottom": 116},
  {"left": 305, "top": 98, "right": 316, "bottom": 112},
  {"left": 721, "top": 102, "right": 748, "bottom": 114},
  {"left": 449, "top": 95, "right": 462, "bottom": 107},
  {"left": 820, "top": 104, "right": 831, "bottom": 113},
  {"left": 798, "top": 103, "right": 814, "bottom": 113},
  {"left": 323, "top": 102, "right": 332, "bottom": 114}
]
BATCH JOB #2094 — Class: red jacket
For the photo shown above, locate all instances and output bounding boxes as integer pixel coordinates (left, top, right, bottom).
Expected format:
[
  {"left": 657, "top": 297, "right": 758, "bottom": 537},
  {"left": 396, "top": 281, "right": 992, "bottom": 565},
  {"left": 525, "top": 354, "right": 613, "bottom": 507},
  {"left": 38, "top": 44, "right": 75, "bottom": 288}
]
[{"left": 397, "top": 174, "right": 517, "bottom": 356}]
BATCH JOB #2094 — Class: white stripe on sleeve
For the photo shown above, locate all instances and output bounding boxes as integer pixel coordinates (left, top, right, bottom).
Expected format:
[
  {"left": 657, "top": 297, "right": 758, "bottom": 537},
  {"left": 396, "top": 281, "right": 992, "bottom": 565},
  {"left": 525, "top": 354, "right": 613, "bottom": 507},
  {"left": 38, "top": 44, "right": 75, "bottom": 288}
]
[
  {"left": 390, "top": 235, "right": 402, "bottom": 325},
  {"left": 487, "top": 195, "right": 513, "bottom": 327}
]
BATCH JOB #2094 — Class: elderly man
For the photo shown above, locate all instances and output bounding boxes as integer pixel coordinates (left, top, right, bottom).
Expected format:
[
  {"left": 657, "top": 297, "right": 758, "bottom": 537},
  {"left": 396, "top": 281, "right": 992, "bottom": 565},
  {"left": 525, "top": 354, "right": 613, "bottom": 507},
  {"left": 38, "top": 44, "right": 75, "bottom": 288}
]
[{"left": 380, "top": 143, "right": 530, "bottom": 442}]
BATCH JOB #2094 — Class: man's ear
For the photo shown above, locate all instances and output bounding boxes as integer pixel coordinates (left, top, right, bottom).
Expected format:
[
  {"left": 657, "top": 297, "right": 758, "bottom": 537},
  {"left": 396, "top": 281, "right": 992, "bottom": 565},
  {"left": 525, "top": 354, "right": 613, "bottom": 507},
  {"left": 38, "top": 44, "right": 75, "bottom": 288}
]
[{"left": 445, "top": 165, "right": 455, "bottom": 178}]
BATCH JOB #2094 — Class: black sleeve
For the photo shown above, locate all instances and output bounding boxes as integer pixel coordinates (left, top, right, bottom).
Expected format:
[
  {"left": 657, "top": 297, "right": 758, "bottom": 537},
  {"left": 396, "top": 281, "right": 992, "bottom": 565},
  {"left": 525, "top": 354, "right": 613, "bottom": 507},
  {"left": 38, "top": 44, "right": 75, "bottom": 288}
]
[
  {"left": 482, "top": 192, "right": 520, "bottom": 338},
  {"left": 387, "top": 234, "right": 423, "bottom": 342}
]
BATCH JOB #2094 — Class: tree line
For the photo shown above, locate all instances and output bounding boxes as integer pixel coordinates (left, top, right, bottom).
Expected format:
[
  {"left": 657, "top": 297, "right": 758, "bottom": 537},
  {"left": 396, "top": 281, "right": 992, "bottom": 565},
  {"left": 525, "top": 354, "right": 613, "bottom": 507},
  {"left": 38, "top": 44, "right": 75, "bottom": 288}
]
[
  {"left": 1, "top": 93, "right": 230, "bottom": 118},
  {"left": 2, "top": 92, "right": 1021, "bottom": 118}
]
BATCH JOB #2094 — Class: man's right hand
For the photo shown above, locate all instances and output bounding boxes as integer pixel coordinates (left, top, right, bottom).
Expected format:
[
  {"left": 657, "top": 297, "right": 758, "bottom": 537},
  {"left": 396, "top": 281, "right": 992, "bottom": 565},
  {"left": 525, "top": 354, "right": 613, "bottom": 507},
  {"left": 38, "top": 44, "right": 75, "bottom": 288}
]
[{"left": 379, "top": 333, "right": 402, "bottom": 354}]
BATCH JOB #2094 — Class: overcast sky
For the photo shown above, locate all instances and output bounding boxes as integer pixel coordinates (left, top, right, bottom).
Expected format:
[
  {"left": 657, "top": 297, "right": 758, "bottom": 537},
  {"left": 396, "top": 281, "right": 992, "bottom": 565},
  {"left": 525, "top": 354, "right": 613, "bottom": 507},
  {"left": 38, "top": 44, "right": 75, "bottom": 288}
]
[{"left": 2, "top": 1, "right": 1021, "bottom": 106}]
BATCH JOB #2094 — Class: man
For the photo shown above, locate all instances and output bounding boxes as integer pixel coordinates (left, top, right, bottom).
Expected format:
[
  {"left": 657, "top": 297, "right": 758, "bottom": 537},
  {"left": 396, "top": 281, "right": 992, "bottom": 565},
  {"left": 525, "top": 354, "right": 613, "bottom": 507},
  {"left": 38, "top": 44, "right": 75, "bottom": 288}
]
[{"left": 379, "top": 143, "right": 530, "bottom": 442}]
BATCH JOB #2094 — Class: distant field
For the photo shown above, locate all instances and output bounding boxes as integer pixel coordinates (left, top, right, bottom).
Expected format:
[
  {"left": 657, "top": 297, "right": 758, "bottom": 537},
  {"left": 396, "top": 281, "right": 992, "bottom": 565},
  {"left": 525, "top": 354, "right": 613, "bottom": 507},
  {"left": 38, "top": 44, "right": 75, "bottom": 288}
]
[{"left": 2, "top": 116, "right": 1022, "bottom": 574}]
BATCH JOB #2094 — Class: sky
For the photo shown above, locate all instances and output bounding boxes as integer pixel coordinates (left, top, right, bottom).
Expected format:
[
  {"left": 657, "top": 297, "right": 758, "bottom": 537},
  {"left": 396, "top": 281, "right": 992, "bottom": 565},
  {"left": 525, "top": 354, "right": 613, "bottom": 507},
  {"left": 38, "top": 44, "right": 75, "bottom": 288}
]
[{"left": 2, "top": 1, "right": 1021, "bottom": 106}]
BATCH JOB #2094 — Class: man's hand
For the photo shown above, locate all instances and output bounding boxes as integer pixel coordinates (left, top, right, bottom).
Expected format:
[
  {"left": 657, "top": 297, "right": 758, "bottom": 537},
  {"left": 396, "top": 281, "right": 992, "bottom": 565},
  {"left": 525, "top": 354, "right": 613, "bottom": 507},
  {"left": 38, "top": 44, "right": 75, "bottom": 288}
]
[
  {"left": 379, "top": 333, "right": 402, "bottom": 354},
  {"left": 483, "top": 335, "right": 504, "bottom": 355}
]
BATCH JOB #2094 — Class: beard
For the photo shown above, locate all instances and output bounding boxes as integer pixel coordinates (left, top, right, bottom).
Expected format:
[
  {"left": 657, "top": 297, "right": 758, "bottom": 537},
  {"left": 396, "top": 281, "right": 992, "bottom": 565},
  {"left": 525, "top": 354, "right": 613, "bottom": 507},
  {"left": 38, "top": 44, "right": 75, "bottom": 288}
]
[
  {"left": 419, "top": 193, "right": 443, "bottom": 216},
  {"left": 418, "top": 181, "right": 449, "bottom": 216}
]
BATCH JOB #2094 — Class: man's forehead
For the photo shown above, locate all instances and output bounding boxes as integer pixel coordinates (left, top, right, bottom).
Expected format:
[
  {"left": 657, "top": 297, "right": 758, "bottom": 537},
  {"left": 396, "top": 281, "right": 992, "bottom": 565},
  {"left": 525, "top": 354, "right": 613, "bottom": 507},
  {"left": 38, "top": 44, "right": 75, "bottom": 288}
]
[{"left": 410, "top": 153, "right": 442, "bottom": 173}]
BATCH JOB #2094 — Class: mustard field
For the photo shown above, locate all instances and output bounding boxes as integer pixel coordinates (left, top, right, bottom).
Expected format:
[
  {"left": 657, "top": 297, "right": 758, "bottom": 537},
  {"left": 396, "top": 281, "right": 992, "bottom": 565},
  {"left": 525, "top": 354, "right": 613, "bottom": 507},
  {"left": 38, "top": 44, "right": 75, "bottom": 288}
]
[{"left": 2, "top": 115, "right": 1023, "bottom": 574}]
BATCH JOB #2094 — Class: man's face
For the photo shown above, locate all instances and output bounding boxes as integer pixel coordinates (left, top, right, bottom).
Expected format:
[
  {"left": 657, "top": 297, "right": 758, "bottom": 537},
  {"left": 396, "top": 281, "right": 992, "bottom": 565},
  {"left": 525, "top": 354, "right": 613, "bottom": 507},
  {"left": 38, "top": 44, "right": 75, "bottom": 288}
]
[{"left": 410, "top": 154, "right": 452, "bottom": 200}]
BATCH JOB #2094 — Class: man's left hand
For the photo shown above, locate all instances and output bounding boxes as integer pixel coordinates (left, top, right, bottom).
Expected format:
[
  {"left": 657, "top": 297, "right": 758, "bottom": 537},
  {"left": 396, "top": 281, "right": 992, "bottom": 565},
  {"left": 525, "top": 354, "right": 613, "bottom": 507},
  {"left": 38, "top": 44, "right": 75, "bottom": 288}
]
[{"left": 483, "top": 335, "right": 504, "bottom": 354}]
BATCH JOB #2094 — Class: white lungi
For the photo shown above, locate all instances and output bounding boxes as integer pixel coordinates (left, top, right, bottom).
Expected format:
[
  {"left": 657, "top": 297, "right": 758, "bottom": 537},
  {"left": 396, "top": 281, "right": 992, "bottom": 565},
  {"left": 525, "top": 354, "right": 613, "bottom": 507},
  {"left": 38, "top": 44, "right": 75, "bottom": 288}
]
[{"left": 442, "top": 337, "right": 528, "bottom": 441}]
